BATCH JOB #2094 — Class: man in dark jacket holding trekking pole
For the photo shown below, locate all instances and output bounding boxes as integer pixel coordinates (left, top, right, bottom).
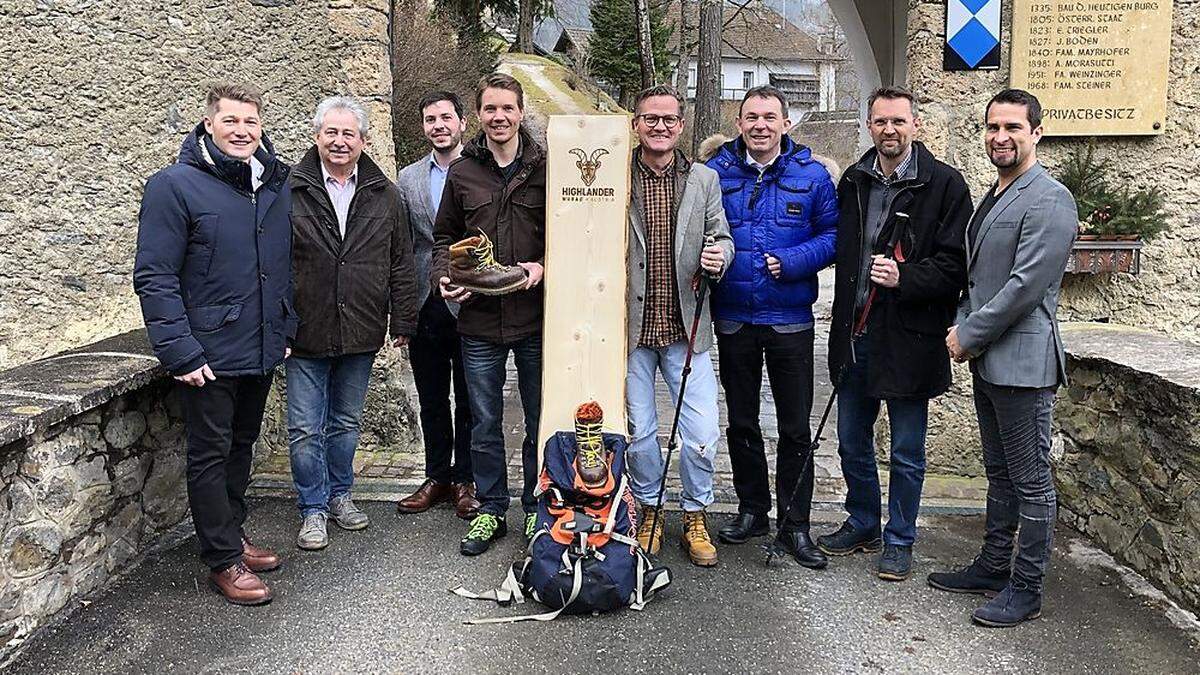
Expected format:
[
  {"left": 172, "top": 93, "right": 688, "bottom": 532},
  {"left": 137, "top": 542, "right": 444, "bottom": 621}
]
[
  {"left": 135, "top": 82, "right": 294, "bottom": 606},
  {"left": 819, "top": 86, "right": 973, "bottom": 582}
]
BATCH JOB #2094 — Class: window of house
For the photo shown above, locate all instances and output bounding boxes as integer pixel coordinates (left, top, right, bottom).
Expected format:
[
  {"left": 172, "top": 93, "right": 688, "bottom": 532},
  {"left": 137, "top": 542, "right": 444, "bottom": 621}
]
[{"left": 742, "top": 71, "right": 754, "bottom": 90}]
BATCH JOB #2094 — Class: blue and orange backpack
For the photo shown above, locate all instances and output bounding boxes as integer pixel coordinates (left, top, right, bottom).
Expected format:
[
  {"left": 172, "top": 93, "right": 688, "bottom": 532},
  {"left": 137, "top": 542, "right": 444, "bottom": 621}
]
[{"left": 452, "top": 403, "right": 671, "bottom": 623}]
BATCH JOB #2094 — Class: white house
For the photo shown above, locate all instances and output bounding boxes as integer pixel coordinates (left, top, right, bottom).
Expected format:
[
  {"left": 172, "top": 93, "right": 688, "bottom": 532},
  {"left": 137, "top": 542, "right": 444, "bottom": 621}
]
[{"left": 675, "top": 2, "right": 841, "bottom": 120}]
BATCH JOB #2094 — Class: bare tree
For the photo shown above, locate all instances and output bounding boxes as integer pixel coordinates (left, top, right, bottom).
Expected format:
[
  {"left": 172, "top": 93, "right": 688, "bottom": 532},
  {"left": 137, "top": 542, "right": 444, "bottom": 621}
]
[
  {"left": 516, "top": 0, "right": 535, "bottom": 53},
  {"left": 674, "top": 0, "right": 691, "bottom": 113},
  {"left": 692, "top": 0, "right": 722, "bottom": 153},
  {"left": 634, "top": 0, "right": 656, "bottom": 88}
]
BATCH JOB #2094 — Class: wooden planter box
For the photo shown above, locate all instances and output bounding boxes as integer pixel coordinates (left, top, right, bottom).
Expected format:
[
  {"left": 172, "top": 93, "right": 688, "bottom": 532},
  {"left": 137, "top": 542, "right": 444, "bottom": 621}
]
[{"left": 1066, "top": 235, "right": 1143, "bottom": 275}]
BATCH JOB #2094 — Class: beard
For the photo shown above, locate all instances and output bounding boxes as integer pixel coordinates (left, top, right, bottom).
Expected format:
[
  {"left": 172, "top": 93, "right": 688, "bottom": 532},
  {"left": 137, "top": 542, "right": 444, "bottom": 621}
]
[
  {"left": 988, "top": 146, "right": 1020, "bottom": 169},
  {"left": 876, "top": 139, "right": 907, "bottom": 159}
]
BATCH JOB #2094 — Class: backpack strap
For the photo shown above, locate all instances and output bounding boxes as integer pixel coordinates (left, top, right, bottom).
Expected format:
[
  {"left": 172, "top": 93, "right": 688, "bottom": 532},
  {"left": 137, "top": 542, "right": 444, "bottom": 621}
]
[
  {"left": 450, "top": 559, "right": 530, "bottom": 607},
  {"left": 629, "top": 548, "right": 672, "bottom": 611},
  {"left": 461, "top": 554, "right": 587, "bottom": 625}
]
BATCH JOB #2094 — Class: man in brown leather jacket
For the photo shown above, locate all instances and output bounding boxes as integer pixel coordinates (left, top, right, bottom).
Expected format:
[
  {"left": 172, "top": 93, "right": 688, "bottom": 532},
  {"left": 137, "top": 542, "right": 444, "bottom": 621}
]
[
  {"left": 288, "top": 96, "right": 418, "bottom": 551},
  {"left": 431, "top": 73, "right": 546, "bottom": 556}
]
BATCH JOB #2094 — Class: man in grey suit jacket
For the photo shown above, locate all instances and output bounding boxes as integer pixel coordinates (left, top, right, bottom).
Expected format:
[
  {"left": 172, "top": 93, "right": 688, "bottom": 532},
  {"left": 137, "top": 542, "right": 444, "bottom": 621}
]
[
  {"left": 394, "top": 91, "right": 478, "bottom": 520},
  {"left": 623, "top": 85, "right": 734, "bottom": 567},
  {"left": 930, "top": 89, "right": 1077, "bottom": 628}
]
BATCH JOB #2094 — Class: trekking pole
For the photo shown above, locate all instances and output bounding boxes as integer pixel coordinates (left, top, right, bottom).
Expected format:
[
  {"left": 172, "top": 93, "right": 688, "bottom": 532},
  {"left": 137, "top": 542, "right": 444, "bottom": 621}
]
[
  {"left": 765, "top": 213, "right": 911, "bottom": 567},
  {"left": 645, "top": 237, "right": 716, "bottom": 555}
]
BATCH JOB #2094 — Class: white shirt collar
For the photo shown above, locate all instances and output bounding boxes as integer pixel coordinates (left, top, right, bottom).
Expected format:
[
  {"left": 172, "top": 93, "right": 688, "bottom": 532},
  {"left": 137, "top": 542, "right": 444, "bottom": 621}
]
[
  {"left": 320, "top": 160, "right": 358, "bottom": 187},
  {"left": 745, "top": 149, "right": 779, "bottom": 173}
]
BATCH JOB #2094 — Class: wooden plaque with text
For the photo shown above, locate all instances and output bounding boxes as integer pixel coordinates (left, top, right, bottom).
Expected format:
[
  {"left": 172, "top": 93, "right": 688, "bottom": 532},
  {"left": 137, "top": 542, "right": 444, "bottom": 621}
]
[
  {"left": 537, "top": 115, "right": 632, "bottom": 462},
  {"left": 1010, "top": 0, "right": 1174, "bottom": 135}
]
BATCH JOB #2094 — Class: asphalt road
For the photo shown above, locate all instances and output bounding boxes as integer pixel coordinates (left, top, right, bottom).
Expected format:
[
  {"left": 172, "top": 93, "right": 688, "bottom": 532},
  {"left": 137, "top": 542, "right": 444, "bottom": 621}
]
[{"left": 8, "top": 498, "right": 1198, "bottom": 674}]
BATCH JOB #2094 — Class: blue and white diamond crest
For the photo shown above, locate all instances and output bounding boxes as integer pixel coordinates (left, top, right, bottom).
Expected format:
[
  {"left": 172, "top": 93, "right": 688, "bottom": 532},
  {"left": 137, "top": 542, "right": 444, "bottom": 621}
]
[{"left": 947, "top": 0, "right": 1000, "bottom": 68}]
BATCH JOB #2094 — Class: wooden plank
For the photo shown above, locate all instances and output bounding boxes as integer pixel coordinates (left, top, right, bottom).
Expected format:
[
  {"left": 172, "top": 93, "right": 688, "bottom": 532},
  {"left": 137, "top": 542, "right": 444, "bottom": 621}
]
[{"left": 538, "top": 114, "right": 632, "bottom": 460}]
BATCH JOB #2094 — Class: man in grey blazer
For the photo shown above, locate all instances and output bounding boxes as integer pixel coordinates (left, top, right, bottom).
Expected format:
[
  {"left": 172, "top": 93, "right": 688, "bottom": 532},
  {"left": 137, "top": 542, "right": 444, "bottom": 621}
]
[
  {"left": 394, "top": 91, "right": 479, "bottom": 519},
  {"left": 930, "top": 89, "right": 1077, "bottom": 628},
  {"left": 624, "top": 85, "right": 734, "bottom": 567}
]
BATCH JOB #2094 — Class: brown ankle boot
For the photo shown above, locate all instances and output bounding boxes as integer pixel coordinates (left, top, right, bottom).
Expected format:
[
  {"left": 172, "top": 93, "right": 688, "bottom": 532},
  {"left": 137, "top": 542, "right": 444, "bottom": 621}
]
[
  {"left": 449, "top": 230, "right": 528, "bottom": 296},
  {"left": 636, "top": 504, "right": 665, "bottom": 555},
  {"left": 241, "top": 535, "right": 280, "bottom": 573},
  {"left": 681, "top": 510, "right": 718, "bottom": 567},
  {"left": 573, "top": 401, "right": 609, "bottom": 489},
  {"left": 208, "top": 562, "right": 273, "bottom": 606}
]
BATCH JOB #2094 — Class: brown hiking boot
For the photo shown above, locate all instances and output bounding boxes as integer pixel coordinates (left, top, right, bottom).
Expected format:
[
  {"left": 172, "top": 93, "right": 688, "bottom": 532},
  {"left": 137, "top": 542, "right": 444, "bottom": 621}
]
[
  {"left": 208, "top": 562, "right": 273, "bottom": 606},
  {"left": 636, "top": 504, "right": 665, "bottom": 555},
  {"left": 681, "top": 510, "right": 718, "bottom": 567},
  {"left": 449, "top": 230, "right": 528, "bottom": 296},
  {"left": 573, "top": 401, "right": 609, "bottom": 489}
]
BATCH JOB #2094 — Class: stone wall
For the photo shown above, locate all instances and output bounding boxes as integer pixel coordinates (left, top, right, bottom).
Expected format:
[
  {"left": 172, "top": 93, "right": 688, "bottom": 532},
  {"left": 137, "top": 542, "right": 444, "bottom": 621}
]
[
  {"left": 0, "top": 0, "right": 396, "bottom": 371},
  {"left": 0, "top": 332, "right": 191, "bottom": 655},
  {"left": 1054, "top": 323, "right": 1200, "bottom": 612},
  {"left": 898, "top": 0, "right": 1200, "bottom": 470}
]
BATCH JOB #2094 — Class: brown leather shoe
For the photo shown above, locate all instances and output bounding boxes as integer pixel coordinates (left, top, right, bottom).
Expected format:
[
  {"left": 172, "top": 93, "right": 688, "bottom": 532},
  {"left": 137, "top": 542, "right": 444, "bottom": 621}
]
[
  {"left": 397, "top": 478, "right": 452, "bottom": 513},
  {"left": 208, "top": 562, "right": 272, "bottom": 606},
  {"left": 451, "top": 482, "right": 481, "bottom": 519},
  {"left": 241, "top": 536, "right": 280, "bottom": 573},
  {"left": 449, "top": 231, "right": 528, "bottom": 295}
]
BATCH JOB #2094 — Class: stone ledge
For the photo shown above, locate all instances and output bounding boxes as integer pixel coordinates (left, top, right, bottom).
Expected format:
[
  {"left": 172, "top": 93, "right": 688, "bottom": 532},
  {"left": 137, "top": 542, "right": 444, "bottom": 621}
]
[
  {"left": 1061, "top": 322, "right": 1200, "bottom": 390},
  {"left": 0, "top": 330, "right": 162, "bottom": 450}
]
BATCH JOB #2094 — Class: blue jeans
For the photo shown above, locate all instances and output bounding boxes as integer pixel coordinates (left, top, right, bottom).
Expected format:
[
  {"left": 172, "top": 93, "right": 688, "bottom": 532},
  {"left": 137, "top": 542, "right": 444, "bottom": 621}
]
[
  {"left": 460, "top": 334, "right": 542, "bottom": 518},
  {"left": 836, "top": 338, "right": 929, "bottom": 547},
  {"left": 286, "top": 352, "right": 375, "bottom": 517},
  {"left": 625, "top": 342, "right": 720, "bottom": 512}
]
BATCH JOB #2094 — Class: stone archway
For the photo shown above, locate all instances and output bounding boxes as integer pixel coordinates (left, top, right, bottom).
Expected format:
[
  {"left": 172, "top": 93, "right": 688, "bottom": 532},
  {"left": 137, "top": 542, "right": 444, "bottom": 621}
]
[{"left": 827, "top": 0, "right": 909, "bottom": 131}]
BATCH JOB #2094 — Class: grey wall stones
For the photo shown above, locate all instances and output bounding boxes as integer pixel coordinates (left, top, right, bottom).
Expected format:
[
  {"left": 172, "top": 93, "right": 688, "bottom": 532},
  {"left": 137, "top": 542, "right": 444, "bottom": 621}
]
[
  {"left": 0, "top": 0, "right": 396, "bottom": 371},
  {"left": 0, "top": 379, "right": 188, "bottom": 654},
  {"left": 1054, "top": 324, "right": 1200, "bottom": 612}
]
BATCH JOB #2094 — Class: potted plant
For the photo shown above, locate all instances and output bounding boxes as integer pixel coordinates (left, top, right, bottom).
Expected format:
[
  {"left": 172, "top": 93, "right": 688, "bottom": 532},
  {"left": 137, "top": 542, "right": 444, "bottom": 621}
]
[{"left": 1056, "top": 143, "right": 1166, "bottom": 274}]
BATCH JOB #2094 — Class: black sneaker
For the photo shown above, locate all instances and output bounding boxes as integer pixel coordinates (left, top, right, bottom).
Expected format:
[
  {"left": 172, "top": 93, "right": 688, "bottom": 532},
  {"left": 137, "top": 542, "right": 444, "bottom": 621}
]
[
  {"left": 877, "top": 544, "right": 912, "bottom": 581},
  {"left": 816, "top": 521, "right": 882, "bottom": 556},
  {"left": 927, "top": 557, "right": 1010, "bottom": 597},
  {"left": 460, "top": 513, "right": 506, "bottom": 556},
  {"left": 971, "top": 582, "right": 1042, "bottom": 627}
]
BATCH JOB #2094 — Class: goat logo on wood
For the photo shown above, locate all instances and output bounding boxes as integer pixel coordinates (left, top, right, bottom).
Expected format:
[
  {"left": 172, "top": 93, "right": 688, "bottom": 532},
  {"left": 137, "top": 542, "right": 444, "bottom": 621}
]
[{"left": 570, "top": 148, "right": 609, "bottom": 186}]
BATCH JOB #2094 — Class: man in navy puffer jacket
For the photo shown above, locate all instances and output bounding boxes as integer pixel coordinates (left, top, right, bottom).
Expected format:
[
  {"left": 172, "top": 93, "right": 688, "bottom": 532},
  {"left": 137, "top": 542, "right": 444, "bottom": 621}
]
[
  {"left": 134, "top": 83, "right": 295, "bottom": 606},
  {"left": 705, "top": 86, "right": 838, "bottom": 569}
]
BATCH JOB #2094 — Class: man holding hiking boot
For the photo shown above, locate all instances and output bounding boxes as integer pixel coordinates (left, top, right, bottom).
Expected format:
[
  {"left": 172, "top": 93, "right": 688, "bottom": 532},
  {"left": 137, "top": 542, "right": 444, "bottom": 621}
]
[
  {"left": 821, "top": 86, "right": 972, "bottom": 581},
  {"left": 432, "top": 73, "right": 546, "bottom": 557},
  {"left": 623, "top": 84, "right": 734, "bottom": 567}
]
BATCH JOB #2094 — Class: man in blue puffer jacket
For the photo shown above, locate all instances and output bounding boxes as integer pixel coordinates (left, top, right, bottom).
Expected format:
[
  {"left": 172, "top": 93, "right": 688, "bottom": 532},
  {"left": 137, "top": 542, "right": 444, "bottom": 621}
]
[
  {"left": 705, "top": 86, "right": 838, "bottom": 569},
  {"left": 134, "top": 82, "right": 295, "bottom": 606}
]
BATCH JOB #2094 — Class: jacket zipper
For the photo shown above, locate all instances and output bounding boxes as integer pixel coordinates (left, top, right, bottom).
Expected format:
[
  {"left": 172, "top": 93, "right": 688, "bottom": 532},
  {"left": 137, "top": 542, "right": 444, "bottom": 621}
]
[{"left": 747, "top": 171, "right": 765, "bottom": 210}]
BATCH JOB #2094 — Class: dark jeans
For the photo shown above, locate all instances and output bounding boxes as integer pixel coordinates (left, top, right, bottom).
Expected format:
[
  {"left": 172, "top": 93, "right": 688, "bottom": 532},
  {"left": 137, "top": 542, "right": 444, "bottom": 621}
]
[
  {"left": 718, "top": 326, "right": 815, "bottom": 531},
  {"left": 286, "top": 352, "right": 375, "bottom": 516},
  {"left": 836, "top": 337, "right": 929, "bottom": 547},
  {"left": 460, "top": 334, "right": 542, "bottom": 518},
  {"left": 410, "top": 296, "right": 473, "bottom": 484},
  {"left": 178, "top": 373, "right": 274, "bottom": 571},
  {"left": 973, "top": 374, "right": 1057, "bottom": 592}
]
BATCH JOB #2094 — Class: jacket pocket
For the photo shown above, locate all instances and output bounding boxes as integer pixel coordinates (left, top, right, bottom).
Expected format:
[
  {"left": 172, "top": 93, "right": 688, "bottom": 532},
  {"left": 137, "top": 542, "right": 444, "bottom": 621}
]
[
  {"left": 188, "top": 303, "right": 243, "bottom": 333},
  {"left": 512, "top": 187, "right": 545, "bottom": 210},
  {"left": 776, "top": 180, "right": 813, "bottom": 225}
]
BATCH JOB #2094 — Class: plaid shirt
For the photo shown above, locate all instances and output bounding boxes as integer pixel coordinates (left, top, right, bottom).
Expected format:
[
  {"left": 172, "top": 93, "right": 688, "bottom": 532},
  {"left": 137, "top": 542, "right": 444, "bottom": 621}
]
[{"left": 638, "top": 156, "right": 686, "bottom": 348}]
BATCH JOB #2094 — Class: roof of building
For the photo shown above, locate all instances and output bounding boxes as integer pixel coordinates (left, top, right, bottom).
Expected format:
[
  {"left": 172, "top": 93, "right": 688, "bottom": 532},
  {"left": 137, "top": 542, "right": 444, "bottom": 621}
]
[{"left": 533, "top": 0, "right": 839, "bottom": 63}]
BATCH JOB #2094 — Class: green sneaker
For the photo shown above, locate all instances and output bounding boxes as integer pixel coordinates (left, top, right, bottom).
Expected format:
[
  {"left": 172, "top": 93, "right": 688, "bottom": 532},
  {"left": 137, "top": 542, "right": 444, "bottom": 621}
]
[
  {"left": 524, "top": 513, "right": 538, "bottom": 540},
  {"left": 460, "top": 513, "right": 506, "bottom": 556}
]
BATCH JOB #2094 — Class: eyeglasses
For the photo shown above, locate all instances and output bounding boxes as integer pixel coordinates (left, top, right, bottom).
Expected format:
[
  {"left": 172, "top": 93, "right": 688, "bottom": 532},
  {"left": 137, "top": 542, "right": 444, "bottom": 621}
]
[{"left": 637, "top": 114, "right": 682, "bottom": 129}]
